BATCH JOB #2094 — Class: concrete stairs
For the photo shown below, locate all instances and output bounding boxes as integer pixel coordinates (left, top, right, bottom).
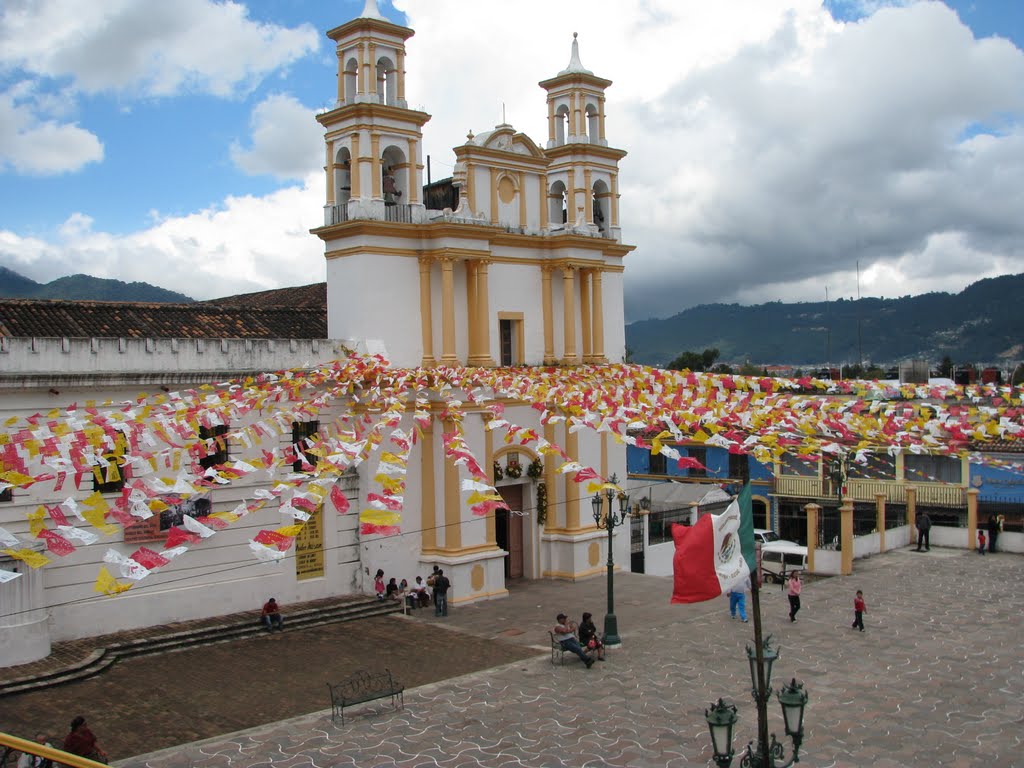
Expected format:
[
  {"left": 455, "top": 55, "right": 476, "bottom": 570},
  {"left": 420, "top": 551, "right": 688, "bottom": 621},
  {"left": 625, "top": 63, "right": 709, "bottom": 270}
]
[{"left": 0, "top": 596, "right": 402, "bottom": 697}]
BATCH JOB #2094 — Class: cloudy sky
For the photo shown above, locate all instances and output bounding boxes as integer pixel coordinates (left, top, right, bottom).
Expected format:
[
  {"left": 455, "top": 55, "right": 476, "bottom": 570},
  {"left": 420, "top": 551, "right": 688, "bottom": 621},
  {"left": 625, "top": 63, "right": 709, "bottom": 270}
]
[{"left": 1, "top": 0, "right": 1022, "bottom": 322}]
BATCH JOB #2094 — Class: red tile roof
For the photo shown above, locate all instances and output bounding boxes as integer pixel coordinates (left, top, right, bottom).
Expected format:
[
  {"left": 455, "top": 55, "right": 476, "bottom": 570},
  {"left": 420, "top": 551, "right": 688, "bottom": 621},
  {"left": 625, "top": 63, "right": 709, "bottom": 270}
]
[
  {"left": 0, "top": 295, "right": 327, "bottom": 339},
  {"left": 202, "top": 283, "right": 326, "bottom": 309}
]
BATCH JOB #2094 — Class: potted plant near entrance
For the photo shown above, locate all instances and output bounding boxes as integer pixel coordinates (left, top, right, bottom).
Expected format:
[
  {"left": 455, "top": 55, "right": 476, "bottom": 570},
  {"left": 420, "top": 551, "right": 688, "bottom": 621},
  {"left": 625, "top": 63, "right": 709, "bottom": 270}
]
[
  {"left": 505, "top": 459, "right": 523, "bottom": 479},
  {"left": 527, "top": 457, "right": 543, "bottom": 480}
]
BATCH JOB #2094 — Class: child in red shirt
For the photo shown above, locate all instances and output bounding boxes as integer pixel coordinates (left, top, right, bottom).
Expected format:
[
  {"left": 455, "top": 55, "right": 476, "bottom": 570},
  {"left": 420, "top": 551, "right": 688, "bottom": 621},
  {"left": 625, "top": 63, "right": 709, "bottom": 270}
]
[
  {"left": 852, "top": 590, "right": 866, "bottom": 632},
  {"left": 977, "top": 529, "right": 986, "bottom": 555}
]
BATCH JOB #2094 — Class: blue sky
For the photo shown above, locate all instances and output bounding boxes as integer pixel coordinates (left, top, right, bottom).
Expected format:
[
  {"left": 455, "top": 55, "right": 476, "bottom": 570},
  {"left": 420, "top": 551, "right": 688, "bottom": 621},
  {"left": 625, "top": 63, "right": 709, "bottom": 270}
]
[{"left": 1, "top": 1, "right": 1023, "bottom": 320}]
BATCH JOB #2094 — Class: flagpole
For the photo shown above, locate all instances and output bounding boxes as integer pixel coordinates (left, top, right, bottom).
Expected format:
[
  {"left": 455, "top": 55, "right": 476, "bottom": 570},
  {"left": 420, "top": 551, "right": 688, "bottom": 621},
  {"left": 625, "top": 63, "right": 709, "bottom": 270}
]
[{"left": 749, "top": 577, "right": 771, "bottom": 765}]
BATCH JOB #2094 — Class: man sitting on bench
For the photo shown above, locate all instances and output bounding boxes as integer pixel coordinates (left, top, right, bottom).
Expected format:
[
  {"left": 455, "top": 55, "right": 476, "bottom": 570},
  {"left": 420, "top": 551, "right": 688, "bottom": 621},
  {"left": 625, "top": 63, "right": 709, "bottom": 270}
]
[{"left": 552, "top": 613, "right": 593, "bottom": 668}]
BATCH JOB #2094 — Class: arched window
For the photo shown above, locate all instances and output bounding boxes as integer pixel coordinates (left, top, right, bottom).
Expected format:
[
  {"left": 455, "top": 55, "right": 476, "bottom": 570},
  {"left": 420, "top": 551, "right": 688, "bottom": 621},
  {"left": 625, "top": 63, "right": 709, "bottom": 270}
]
[
  {"left": 343, "top": 57, "right": 358, "bottom": 103},
  {"left": 376, "top": 56, "right": 397, "bottom": 105},
  {"left": 335, "top": 147, "right": 352, "bottom": 205},
  {"left": 586, "top": 104, "right": 600, "bottom": 144},
  {"left": 548, "top": 180, "right": 567, "bottom": 229},
  {"left": 554, "top": 104, "right": 570, "bottom": 146},
  {"left": 591, "top": 180, "right": 610, "bottom": 233},
  {"left": 381, "top": 145, "right": 407, "bottom": 204}
]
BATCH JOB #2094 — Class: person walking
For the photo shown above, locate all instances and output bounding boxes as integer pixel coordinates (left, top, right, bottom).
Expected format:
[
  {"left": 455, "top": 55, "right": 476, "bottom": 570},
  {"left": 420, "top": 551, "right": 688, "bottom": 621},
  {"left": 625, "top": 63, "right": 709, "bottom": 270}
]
[
  {"left": 63, "top": 716, "right": 107, "bottom": 763},
  {"left": 727, "top": 587, "right": 748, "bottom": 622},
  {"left": 852, "top": 590, "right": 866, "bottom": 632},
  {"left": 986, "top": 514, "right": 1000, "bottom": 553},
  {"left": 787, "top": 571, "right": 802, "bottom": 622},
  {"left": 915, "top": 511, "right": 931, "bottom": 551},
  {"left": 432, "top": 568, "right": 451, "bottom": 617}
]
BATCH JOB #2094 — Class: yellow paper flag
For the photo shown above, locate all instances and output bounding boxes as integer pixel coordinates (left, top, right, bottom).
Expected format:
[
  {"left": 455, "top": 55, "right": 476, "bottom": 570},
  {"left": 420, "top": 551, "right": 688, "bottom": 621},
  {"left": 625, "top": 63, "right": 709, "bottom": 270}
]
[
  {"left": 94, "top": 567, "right": 132, "bottom": 595},
  {"left": 3, "top": 548, "right": 50, "bottom": 569}
]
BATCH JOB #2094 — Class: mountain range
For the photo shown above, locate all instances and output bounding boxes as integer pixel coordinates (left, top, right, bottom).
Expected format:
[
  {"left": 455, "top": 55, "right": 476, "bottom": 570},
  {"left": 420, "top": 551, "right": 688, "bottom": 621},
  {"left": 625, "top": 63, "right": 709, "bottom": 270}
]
[
  {"left": 624, "top": 273, "right": 1024, "bottom": 367},
  {"left": 3, "top": 266, "right": 1021, "bottom": 368},
  {"left": 0, "top": 266, "right": 193, "bottom": 303}
]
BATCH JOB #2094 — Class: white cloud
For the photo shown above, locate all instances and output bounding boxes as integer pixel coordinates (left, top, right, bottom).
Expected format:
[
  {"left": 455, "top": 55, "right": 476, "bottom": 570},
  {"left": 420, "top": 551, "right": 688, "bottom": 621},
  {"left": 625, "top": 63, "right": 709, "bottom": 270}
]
[
  {"left": 230, "top": 93, "right": 323, "bottom": 180},
  {"left": 0, "top": 0, "right": 319, "bottom": 98},
  {"left": 0, "top": 86, "right": 103, "bottom": 174},
  {"left": 0, "top": 176, "right": 326, "bottom": 299},
  {"left": 396, "top": 0, "right": 1024, "bottom": 320},
  {"left": 2, "top": 0, "right": 1023, "bottom": 321},
  {"left": 0, "top": 0, "right": 318, "bottom": 175}
]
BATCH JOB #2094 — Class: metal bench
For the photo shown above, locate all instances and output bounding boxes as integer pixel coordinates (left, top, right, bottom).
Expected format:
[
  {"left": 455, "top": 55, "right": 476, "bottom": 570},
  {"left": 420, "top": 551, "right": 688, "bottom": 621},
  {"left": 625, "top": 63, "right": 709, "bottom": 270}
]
[
  {"left": 327, "top": 669, "right": 404, "bottom": 724},
  {"left": 549, "top": 631, "right": 592, "bottom": 666}
]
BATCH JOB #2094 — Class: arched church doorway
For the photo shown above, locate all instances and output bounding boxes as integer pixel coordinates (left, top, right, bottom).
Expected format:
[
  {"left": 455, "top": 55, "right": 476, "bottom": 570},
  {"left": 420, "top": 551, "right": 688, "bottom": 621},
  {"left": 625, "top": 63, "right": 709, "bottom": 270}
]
[{"left": 496, "top": 484, "right": 524, "bottom": 579}]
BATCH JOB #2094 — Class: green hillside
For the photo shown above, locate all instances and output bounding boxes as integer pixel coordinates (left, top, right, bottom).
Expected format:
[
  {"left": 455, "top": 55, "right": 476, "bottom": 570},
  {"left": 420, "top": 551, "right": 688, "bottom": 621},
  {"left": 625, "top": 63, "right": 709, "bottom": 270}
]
[
  {"left": 625, "top": 274, "right": 1024, "bottom": 367},
  {"left": 0, "top": 267, "right": 194, "bottom": 303}
]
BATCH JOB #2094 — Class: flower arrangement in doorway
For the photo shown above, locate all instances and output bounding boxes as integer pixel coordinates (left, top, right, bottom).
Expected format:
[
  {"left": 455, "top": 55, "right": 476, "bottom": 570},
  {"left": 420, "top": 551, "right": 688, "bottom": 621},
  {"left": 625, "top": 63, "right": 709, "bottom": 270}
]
[
  {"left": 536, "top": 481, "right": 548, "bottom": 525},
  {"left": 505, "top": 459, "right": 523, "bottom": 479},
  {"left": 493, "top": 460, "right": 504, "bottom": 481},
  {"left": 526, "top": 457, "right": 543, "bottom": 480}
]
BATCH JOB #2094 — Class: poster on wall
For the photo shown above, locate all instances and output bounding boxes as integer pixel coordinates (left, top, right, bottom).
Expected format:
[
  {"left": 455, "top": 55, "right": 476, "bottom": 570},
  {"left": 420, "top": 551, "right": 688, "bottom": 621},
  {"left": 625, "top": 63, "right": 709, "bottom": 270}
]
[
  {"left": 295, "top": 503, "right": 324, "bottom": 580},
  {"left": 124, "top": 493, "right": 213, "bottom": 544}
]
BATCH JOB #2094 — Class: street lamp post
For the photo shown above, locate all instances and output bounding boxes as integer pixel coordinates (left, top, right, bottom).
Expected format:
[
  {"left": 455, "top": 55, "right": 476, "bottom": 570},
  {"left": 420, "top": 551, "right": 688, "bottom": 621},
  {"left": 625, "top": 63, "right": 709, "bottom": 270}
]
[
  {"left": 591, "top": 472, "right": 629, "bottom": 647},
  {"left": 703, "top": 626, "right": 809, "bottom": 767}
]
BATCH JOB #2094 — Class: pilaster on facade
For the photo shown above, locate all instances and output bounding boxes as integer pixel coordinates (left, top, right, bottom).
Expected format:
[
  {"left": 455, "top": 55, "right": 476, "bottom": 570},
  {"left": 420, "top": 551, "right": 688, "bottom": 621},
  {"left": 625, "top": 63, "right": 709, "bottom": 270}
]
[
  {"left": 439, "top": 257, "right": 459, "bottom": 365},
  {"left": 560, "top": 265, "right": 580, "bottom": 366},
  {"left": 418, "top": 256, "right": 436, "bottom": 367}
]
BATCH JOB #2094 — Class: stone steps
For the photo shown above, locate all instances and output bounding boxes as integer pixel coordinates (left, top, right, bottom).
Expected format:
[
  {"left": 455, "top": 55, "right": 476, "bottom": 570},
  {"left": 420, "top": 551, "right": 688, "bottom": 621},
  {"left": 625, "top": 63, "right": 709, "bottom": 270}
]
[{"left": 0, "top": 597, "right": 402, "bottom": 697}]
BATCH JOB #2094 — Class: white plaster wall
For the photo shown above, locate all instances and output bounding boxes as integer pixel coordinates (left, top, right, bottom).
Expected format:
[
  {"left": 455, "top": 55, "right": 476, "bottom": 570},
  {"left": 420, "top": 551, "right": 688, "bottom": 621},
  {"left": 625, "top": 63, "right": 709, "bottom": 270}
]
[
  {"left": 0, "top": 338, "right": 343, "bottom": 379},
  {"left": 488, "top": 262, "right": 544, "bottom": 363},
  {"left": 327, "top": 253, "right": 420, "bottom": 367},
  {"left": 930, "top": 525, "right": 970, "bottom": 549},
  {"left": 814, "top": 549, "right": 843, "bottom": 576},
  {"left": 996, "top": 530, "right": 1024, "bottom": 553},
  {"left": 853, "top": 532, "right": 879, "bottom": 559},
  {"left": 601, "top": 269, "right": 627, "bottom": 362},
  {"left": 645, "top": 540, "right": 675, "bottom": 578}
]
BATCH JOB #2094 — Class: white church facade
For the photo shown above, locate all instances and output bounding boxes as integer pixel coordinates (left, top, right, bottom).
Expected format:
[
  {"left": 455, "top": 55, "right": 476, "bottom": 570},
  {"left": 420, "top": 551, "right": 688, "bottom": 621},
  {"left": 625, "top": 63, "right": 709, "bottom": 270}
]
[{"left": 0, "top": 1, "right": 634, "bottom": 665}]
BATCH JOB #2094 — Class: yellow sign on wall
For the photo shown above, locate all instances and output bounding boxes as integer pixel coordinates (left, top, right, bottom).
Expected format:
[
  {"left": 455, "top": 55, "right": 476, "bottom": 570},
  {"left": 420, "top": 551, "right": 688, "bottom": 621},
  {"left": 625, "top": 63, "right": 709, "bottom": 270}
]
[{"left": 295, "top": 504, "right": 325, "bottom": 580}]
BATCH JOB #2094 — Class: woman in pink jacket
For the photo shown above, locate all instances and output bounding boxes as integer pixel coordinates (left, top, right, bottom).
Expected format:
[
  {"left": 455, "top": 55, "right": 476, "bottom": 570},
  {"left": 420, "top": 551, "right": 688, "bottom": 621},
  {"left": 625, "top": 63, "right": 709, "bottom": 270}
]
[{"left": 787, "top": 571, "right": 802, "bottom": 622}]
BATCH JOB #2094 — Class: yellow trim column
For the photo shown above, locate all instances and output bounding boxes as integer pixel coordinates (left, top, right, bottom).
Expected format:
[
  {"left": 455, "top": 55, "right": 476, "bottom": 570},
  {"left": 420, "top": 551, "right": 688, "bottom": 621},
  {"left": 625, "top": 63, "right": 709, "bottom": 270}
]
[
  {"left": 547, "top": 98, "right": 555, "bottom": 144},
  {"left": 440, "top": 257, "right": 458, "bottom": 364},
  {"left": 592, "top": 269, "right": 606, "bottom": 363},
  {"left": 408, "top": 138, "right": 419, "bottom": 203},
  {"left": 371, "top": 134, "right": 381, "bottom": 199},
  {"left": 336, "top": 51, "right": 345, "bottom": 102},
  {"left": 359, "top": 42, "right": 368, "bottom": 95},
  {"left": 805, "top": 503, "right": 819, "bottom": 574},
  {"left": 476, "top": 260, "right": 495, "bottom": 367},
  {"left": 350, "top": 134, "right": 361, "bottom": 198},
  {"left": 544, "top": 422, "right": 558, "bottom": 533},
  {"left": 466, "top": 162, "right": 476, "bottom": 214},
  {"left": 565, "top": 422, "right": 580, "bottom": 530},
  {"left": 368, "top": 43, "right": 377, "bottom": 99},
  {"left": 466, "top": 260, "right": 479, "bottom": 363},
  {"left": 418, "top": 256, "right": 435, "bottom": 367},
  {"left": 443, "top": 418, "right": 461, "bottom": 551},
  {"left": 542, "top": 265, "right": 555, "bottom": 365},
  {"left": 906, "top": 486, "right": 916, "bottom": 532},
  {"left": 573, "top": 92, "right": 582, "bottom": 137},
  {"left": 397, "top": 48, "right": 406, "bottom": 102},
  {"left": 421, "top": 416, "right": 437, "bottom": 551},
  {"left": 599, "top": 95, "right": 606, "bottom": 141},
  {"left": 840, "top": 496, "right": 853, "bottom": 575},
  {"left": 875, "top": 493, "right": 886, "bottom": 552},
  {"left": 325, "top": 144, "right": 335, "bottom": 206},
  {"left": 967, "top": 487, "right": 979, "bottom": 550},
  {"left": 561, "top": 265, "right": 578, "bottom": 365},
  {"left": 580, "top": 269, "right": 592, "bottom": 362}
]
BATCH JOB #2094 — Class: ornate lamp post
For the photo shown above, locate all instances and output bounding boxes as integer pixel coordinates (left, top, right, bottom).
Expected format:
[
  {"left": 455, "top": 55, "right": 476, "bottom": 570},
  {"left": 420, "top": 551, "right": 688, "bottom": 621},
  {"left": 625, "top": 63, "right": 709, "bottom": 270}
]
[
  {"left": 590, "top": 472, "right": 629, "bottom": 646},
  {"left": 704, "top": 634, "right": 809, "bottom": 767}
]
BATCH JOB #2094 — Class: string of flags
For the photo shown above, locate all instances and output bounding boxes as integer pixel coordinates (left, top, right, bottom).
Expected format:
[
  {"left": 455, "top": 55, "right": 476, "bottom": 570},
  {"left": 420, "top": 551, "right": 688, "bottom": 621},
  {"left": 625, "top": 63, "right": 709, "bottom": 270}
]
[{"left": 1, "top": 354, "right": 1023, "bottom": 595}]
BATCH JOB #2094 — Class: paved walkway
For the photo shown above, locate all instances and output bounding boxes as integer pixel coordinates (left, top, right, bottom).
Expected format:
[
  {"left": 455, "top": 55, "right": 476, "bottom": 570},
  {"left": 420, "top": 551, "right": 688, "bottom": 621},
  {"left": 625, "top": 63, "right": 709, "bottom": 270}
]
[{"left": 7, "top": 547, "right": 1024, "bottom": 767}]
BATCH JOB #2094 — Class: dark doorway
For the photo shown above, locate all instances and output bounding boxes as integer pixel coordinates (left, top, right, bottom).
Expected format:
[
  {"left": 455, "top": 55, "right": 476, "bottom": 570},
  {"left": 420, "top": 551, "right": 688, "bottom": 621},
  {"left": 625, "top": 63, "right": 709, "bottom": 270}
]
[{"left": 497, "top": 485, "right": 524, "bottom": 579}]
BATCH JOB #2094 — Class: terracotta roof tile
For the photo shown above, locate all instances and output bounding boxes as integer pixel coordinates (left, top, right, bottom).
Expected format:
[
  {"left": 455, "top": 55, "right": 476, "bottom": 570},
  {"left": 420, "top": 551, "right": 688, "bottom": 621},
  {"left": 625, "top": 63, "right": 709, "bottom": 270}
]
[
  {"left": 203, "top": 283, "right": 326, "bottom": 309},
  {"left": 0, "top": 297, "right": 327, "bottom": 339}
]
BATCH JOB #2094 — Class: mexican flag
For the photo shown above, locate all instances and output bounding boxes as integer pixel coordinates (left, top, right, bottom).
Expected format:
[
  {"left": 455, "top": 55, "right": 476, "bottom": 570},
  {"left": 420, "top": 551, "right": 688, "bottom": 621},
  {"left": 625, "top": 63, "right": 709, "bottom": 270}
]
[{"left": 671, "top": 484, "right": 756, "bottom": 604}]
